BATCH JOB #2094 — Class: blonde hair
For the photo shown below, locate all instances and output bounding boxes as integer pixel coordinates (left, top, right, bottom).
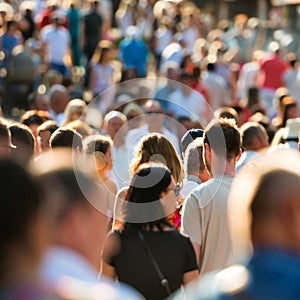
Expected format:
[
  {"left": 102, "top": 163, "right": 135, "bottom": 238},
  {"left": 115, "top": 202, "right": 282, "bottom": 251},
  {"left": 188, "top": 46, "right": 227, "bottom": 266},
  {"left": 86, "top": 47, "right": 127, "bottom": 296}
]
[
  {"left": 91, "top": 40, "right": 114, "bottom": 65},
  {"left": 63, "top": 99, "right": 87, "bottom": 125},
  {"left": 130, "top": 133, "right": 183, "bottom": 183},
  {"left": 65, "top": 120, "right": 92, "bottom": 138}
]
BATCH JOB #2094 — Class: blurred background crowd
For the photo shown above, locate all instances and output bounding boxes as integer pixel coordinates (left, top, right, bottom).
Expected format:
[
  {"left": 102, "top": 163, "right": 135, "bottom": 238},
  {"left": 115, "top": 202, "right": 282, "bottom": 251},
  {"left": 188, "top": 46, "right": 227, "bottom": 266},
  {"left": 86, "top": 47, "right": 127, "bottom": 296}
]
[{"left": 1, "top": 0, "right": 300, "bottom": 299}]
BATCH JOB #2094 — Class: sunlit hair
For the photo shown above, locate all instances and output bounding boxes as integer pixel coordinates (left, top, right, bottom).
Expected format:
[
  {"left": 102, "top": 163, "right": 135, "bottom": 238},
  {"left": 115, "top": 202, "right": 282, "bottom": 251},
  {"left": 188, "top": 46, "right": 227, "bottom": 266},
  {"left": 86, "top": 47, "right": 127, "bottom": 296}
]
[
  {"left": 204, "top": 117, "right": 240, "bottom": 161},
  {"left": 63, "top": 99, "right": 87, "bottom": 125},
  {"left": 103, "top": 110, "right": 127, "bottom": 126},
  {"left": 130, "top": 133, "right": 183, "bottom": 183},
  {"left": 65, "top": 120, "right": 92, "bottom": 139},
  {"left": 91, "top": 40, "right": 114, "bottom": 64},
  {"left": 84, "top": 134, "right": 112, "bottom": 156}
]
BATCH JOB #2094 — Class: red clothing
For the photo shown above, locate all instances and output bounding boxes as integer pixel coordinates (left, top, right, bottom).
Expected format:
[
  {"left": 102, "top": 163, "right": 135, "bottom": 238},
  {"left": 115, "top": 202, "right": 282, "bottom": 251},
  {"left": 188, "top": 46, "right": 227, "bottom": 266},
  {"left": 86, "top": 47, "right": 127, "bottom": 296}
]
[{"left": 258, "top": 54, "right": 288, "bottom": 90}]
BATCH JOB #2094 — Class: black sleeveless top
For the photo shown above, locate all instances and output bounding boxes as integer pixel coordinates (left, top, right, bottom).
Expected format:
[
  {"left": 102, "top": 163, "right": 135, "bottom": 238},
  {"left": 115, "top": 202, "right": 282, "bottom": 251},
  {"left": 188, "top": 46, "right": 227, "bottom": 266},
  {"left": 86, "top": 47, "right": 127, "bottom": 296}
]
[{"left": 107, "top": 227, "right": 198, "bottom": 300}]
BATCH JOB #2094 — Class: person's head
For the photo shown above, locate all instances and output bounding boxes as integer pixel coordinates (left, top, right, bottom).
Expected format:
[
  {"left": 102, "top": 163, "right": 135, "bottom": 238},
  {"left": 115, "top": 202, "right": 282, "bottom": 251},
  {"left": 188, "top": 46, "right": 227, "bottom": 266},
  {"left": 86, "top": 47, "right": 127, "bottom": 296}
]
[
  {"left": 84, "top": 135, "right": 113, "bottom": 172},
  {"left": 161, "top": 61, "right": 179, "bottom": 81},
  {"left": 32, "top": 151, "right": 107, "bottom": 269},
  {"left": 20, "top": 110, "right": 50, "bottom": 139},
  {"left": 28, "top": 92, "right": 50, "bottom": 111},
  {"left": 91, "top": 40, "right": 114, "bottom": 64},
  {"left": 63, "top": 99, "right": 87, "bottom": 125},
  {"left": 65, "top": 120, "right": 92, "bottom": 139},
  {"left": 268, "top": 41, "right": 280, "bottom": 55},
  {"left": 9, "top": 123, "right": 35, "bottom": 165},
  {"left": 123, "top": 103, "right": 143, "bottom": 130},
  {"left": 124, "top": 162, "right": 177, "bottom": 230},
  {"left": 103, "top": 111, "right": 127, "bottom": 139},
  {"left": 130, "top": 133, "right": 183, "bottom": 183},
  {"left": 180, "top": 128, "right": 204, "bottom": 158},
  {"left": 50, "top": 128, "right": 83, "bottom": 153},
  {"left": 184, "top": 137, "right": 210, "bottom": 182},
  {"left": 143, "top": 100, "right": 164, "bottom": 127},
  {"left": 228, "top": 151, "right": 300, "bottom": 260},
  {"left": 0, "top": 119, "right": 16, "bottom": 158},
  {"left": 48, "top": 84, "right": 69, "bottom": 115},
  {"left": 286, "top": 52, "right": 298, "bottom": 69},
  {"left": 6, "top": 20, "right": 18, "bottom": 33},
  {"left": 239, "top": 122, "right": 269, "bottom": 151},
  {"left": 203, "top": 118, "right": 241, "bottom": 173},
  {"left": 214, "top": 107, "right": 239, "bottom": 125},
  {"left": 90, "top": 0, "right": 99, "bottom": 10},
  {"left": 0, "top": 159, "right": 47, "bottom": 283},
  {"left": 279, "top": 96, "right": 298, "bottom": 128},
  {"left": 38, "top": 120, "right": 59, "bottom": 152}
]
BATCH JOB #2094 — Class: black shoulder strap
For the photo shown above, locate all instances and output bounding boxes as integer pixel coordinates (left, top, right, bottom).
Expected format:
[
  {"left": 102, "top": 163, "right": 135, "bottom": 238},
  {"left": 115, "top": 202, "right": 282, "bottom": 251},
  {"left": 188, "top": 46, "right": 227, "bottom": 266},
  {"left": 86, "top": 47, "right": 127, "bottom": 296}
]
[{"left": 137, "top": 230, "right": 172, "bottom": 296}]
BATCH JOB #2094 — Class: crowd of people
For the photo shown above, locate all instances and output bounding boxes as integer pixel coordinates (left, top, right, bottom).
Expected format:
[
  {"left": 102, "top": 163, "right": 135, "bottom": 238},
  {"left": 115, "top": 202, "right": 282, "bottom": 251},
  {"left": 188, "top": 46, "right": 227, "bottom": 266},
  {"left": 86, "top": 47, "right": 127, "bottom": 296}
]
[{"left": 1, "top": 0, "right": 300, "bottom": 299}]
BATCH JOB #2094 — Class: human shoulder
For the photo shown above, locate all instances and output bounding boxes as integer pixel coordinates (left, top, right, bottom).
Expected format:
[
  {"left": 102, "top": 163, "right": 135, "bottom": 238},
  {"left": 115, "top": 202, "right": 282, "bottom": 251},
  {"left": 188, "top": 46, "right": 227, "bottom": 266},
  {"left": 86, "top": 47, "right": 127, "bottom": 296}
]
[{"left": 177, "top": 264, "right": 250, "bottom": 300}]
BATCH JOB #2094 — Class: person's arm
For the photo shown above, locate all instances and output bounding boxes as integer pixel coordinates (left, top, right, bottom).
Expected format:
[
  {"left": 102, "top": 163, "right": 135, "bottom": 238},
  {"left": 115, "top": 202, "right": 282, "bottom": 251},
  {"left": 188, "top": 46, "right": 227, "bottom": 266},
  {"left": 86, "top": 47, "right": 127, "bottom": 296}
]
[
  {"left": 183, "top": 269, "right": 199, "bottom": 284},
  {"left": 100, "top": 232, "right": 120, "bottom": 280},
  {"left": 181, "top": 192, "right": 202, "bottom": 267},
  {"left": 192, "top": 242, "right": 200, "bottom": 264},
  {"left": 101, "top": 259, "right": 116, "bottom": 279}
]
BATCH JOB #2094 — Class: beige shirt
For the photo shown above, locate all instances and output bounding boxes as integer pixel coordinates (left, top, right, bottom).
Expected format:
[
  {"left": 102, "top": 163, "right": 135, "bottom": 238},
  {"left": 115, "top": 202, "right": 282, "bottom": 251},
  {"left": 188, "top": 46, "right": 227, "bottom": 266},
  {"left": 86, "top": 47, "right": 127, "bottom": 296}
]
[{"left": 181, "top": 176, "right": 234, "bottom": 277}]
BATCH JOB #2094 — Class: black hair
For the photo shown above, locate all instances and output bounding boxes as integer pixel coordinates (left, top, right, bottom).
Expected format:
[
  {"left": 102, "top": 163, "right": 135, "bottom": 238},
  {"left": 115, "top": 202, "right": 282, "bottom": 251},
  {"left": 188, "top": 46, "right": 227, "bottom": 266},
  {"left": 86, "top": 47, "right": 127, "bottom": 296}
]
[
  {"left": 124, "top": 163, "right": 173, "bottom": 231},
  {"left": 0, "top": 159, "right": 42, "bottom": 278},
  {"left": 50, "top": 128, "right": 83, "bottom": 150},
  {"left": 9, "top": 123, "right": 35, "bottom": 165}
]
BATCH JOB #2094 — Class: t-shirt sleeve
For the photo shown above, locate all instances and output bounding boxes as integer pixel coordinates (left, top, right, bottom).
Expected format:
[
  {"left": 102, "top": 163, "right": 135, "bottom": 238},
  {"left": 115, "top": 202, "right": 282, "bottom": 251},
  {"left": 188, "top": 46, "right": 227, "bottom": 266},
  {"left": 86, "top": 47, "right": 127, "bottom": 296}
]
[
  {"left": 183, "top": 236, "right": 199, "bottom": 273},
  {"left": 181, "top": 192, "right": 202, "bottom": 245}
]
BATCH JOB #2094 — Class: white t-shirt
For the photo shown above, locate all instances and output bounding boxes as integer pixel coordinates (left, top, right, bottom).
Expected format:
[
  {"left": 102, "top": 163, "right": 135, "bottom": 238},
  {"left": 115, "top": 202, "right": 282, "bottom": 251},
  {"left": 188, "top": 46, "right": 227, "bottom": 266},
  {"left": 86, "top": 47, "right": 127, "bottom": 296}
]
[
  {"left": 181, "top": 176, "right": 234, "bottom": 277},
  {"left": 169, "top": 88, "right": 207, "bottom": 124},
  {"left": 41, "top": 24, "right": 70, "bottom": 64}
]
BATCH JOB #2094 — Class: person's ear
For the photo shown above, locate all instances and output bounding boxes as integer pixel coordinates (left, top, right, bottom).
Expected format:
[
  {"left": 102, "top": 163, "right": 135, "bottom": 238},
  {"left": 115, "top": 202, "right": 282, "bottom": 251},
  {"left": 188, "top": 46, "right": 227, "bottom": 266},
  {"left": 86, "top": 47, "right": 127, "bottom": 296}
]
[{"left": 204, "top": 143, "right": 211, "bottom": 159}]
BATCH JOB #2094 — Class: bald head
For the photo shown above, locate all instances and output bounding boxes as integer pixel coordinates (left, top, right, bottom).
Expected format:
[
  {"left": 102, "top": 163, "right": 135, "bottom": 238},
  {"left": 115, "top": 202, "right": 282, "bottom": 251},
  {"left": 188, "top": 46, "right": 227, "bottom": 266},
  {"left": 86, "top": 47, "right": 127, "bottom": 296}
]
[{"left": 49, "top": 84, "right": 69, "bottom": 114}]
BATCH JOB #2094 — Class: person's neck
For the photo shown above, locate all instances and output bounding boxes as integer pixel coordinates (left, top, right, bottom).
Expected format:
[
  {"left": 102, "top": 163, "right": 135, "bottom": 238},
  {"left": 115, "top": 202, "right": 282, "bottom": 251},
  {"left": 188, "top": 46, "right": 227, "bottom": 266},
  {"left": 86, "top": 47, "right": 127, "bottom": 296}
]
[
  {"left": 211, "top": 156, "right": 236, "bottom": 177},
  {"left": 2, "top": 247, "right": 40, "bottom": 286}
]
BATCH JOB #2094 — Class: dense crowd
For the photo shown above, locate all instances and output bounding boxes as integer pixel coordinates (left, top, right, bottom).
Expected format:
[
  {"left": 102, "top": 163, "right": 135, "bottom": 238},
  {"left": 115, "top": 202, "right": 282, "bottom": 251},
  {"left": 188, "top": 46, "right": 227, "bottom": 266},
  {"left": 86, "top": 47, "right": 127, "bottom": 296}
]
[{"left": 1, "top": 0, "right": 300, "bottom": 299}]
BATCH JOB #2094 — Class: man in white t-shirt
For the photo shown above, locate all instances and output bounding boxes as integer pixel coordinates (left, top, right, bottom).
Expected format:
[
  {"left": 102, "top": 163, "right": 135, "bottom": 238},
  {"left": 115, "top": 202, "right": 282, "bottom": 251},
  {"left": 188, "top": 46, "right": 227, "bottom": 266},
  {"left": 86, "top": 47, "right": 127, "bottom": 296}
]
[
  {"left": 41, "top": 12, "right": 71, "bottom": 75},
  {"left": 181, "top": 118, "right": 241, "bottom": 277}
]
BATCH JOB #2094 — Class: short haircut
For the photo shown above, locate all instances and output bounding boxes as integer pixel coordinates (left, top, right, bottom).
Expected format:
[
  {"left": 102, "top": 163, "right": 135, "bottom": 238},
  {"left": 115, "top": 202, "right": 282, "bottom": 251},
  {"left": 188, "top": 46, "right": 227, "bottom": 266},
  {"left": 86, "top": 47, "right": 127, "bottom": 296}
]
[
  {"left": 184, "top": 138, "right": 206, "bottom": 174},
  {"left": 38, "top": 120, "right": 59, "bottom": 135},
  {"left": 50, "top": 128, "right": 83, "bottom": 150},
  {"left": 180, "top": 128, "right": 204, "bottom": 157},
  {"left": 9, "top": 123, "right": 35, "bottom": 164},
  {"left": 204, "top": 118, "right": 240, "bottom": 160},
  {"left": 239, "top": 122, "right": 266, "bottom": 149},
  {"left": 20, "top": 110, "right": 50, "bottom": 126},
  {"left": 84, "top": 135, "right": 112, "bottom": 155}
]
